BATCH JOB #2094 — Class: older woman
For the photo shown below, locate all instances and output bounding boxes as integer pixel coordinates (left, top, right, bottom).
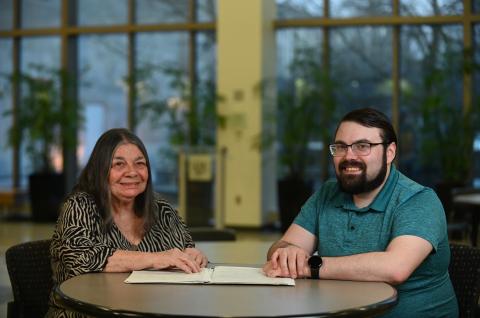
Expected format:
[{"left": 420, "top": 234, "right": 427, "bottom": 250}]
[{"left": 47, "top": 128, "right": 207, "bottom": 317}]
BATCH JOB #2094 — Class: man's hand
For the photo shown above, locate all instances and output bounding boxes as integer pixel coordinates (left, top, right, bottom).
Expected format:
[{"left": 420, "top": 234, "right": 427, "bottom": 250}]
[
  {"left": 264, "top": 245, "right": 310, "bottom": 279},
  {"left": 264, "top": 224, "right": 317, "bottom": 279}
]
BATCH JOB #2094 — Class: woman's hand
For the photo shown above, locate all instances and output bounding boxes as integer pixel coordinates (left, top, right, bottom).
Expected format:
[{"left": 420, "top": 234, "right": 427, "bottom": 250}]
[
  {"left": 151, "top": 248, "right": 201, "bottom": 273},
  {"left": 263, "top": 260, "right": 283, "bottom": 277},
  {"left": 185, "top": 247, "right": 208, "bottom": 267}
]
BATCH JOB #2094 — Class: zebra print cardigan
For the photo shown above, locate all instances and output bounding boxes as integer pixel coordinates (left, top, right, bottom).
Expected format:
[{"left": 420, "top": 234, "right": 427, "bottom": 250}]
[{"left": 46, "top": 191, "right": 194, "bottom": 318}]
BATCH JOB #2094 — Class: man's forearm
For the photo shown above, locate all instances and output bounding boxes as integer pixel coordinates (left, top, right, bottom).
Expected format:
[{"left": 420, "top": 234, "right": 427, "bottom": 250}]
[{"left": 320, "top": 236, "right": 432, "bottom": 284}]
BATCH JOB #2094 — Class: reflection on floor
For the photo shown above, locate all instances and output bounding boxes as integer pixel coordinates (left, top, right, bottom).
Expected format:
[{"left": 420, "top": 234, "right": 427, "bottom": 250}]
[{"left": 0, "top": 221, "right": 281, "bottom": 316}]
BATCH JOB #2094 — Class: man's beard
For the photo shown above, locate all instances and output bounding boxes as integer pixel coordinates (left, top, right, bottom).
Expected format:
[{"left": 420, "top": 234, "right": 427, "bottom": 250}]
[{"left": 336, "top": 151, "right": 388, "bottom": 195}]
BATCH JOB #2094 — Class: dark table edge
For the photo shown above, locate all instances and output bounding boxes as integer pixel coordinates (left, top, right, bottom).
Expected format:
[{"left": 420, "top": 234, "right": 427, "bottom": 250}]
[{"left": 54, "top": 274, "right": 398, "bottom": 318}]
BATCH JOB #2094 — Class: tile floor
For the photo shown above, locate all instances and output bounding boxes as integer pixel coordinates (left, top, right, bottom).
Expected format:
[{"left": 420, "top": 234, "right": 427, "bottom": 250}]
[{"left": 0, "top": 220, "right": 281, "bottom": 317}]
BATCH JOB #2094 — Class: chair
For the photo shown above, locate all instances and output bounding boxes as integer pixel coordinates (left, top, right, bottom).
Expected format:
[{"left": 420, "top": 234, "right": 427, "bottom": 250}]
[
  {"left": 448, "top": 244, "right": 480, "bottom": 318},
  {"left": 5, "top": 239, "right": 53, "bottom": 318}
]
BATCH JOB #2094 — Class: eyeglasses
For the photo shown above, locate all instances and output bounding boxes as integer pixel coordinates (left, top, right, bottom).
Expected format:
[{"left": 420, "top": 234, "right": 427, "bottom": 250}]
[{"left": 329, "top": 142, "right": 388, "bottom": 157}]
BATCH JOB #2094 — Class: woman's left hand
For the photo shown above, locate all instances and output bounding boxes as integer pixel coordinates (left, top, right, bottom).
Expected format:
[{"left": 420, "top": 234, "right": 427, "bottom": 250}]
[{"left": 185, "top": 248, "right": 208, "bottom": 267}]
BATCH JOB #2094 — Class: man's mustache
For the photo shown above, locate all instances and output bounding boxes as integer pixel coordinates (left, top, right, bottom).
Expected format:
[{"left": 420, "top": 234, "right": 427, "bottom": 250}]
[{"left": 339, "top": 160, "right": 366, "bottom": 170}]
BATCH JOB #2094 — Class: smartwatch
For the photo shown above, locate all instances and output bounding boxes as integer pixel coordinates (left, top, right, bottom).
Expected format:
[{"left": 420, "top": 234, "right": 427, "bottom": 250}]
[{"left": 308, "top": 255, "right": 323, "bottom": 279}]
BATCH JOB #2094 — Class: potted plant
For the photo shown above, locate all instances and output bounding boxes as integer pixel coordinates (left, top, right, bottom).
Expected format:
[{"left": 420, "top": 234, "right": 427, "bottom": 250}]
[
  {"left": 3, "top": 64, "right": 83, "bottom": 221},
  {"left": 257, "top": 46, "right": 339, "bottom": 231},
  {"left": 134, "top": 64, "right": 223, "bottom": 227},
  {"left": 412, "top": 49, "right": 480, "bottom": 215},
  {"left": 137, "top": 65, "right": 219, "bottom": 148}
]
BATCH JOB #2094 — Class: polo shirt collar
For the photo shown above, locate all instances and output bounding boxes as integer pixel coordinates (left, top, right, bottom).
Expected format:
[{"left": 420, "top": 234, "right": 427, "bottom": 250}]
[{"left": 334, "top": 165, "right": 399, "bottom": 213}]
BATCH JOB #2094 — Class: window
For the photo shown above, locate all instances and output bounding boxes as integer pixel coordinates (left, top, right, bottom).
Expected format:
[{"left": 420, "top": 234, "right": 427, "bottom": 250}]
[
  {"left": 78, "top": 0, "right": 128, "bottom": 26},
  {"left": 136, "top": 0, "right": 189, "bottom": 24},
  {"left": 399, "top": 25, "right": 463, "bottom": 186},
  {"left": 135, "top": 32, "right": 189, "bottom": 194},
  {"left": 78, "top": 35, "right": 128, "bottom": 167},
  {"left": 276, "top": 0, "right": 480, "bottom": 189},
  {"left": 0, "top": 0, "right": 13, "bottom": 30},
  {"left": 331, "top": 0, "right": 392, "bottom": 17},
  {"left": 0, "top": 0, "right": 215, "bottom": 201},
  {"left": 19, "top": 37, "right": 61, "bottom": 186},
  {"left": 0, "top": 39, "right": 13, "bottom": 187},
  {"left": 21, "top": 0, "right": 61, "bottom": 28}
]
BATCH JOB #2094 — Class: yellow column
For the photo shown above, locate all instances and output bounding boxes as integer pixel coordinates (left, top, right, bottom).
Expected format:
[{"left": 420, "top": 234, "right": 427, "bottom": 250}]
[{"left": 216, "top": 0, "right": 277, "bottom": 227}]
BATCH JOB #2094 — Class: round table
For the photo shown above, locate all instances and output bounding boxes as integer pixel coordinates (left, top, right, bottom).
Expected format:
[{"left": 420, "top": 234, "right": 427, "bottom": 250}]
[{"left": 55, "top": 271, "right": 397, "bottom": 317}]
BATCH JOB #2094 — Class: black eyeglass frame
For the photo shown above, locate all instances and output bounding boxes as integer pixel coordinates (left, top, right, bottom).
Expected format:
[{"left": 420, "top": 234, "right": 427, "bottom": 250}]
[{"left": 328, "top": 142, "right": 389, "bottom": 157}]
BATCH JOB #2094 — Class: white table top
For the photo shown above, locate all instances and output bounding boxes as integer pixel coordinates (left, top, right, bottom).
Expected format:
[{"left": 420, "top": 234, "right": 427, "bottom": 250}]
[{"left": 453, "top": 193, "right": 480, "bottom": 205}]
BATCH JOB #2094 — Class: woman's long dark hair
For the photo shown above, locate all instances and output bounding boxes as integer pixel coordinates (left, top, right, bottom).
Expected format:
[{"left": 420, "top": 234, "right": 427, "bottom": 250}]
[{"left": 73, "top": 128, "right": 156, "bottom": 231}]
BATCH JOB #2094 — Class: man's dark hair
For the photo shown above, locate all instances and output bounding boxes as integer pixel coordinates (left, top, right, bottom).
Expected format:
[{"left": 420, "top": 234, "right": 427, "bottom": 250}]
[
  {"left": 73, "top": 128, "right": 156, "bottom": 231},
  {"left": 335, "top": 107, "right": 398, "bottom": 145}
]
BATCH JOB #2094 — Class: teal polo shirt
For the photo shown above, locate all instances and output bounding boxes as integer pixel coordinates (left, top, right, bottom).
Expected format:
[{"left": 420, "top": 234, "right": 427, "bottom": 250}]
[{"left": 294, "top": 165, "right": 458, "bottom": 318}]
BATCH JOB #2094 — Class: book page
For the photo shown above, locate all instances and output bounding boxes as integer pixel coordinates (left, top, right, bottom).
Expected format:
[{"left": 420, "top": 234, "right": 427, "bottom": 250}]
[
  {"left": 211, "top": 266, "right": 295, "bottom": 286},
  {"left": 124, "top": 266, "right": 294, "bottom": 286},
  {"left": 125, "top": 268, "right": 213, "bottom": 284}
]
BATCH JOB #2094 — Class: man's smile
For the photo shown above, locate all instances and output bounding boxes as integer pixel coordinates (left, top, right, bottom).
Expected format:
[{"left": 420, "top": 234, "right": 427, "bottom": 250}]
[
  {"left": 343, "top": 166, "right": 362, "bottom": 174},
  {"left": 339, "top": 160, "right": 365, "bottom": 175}
]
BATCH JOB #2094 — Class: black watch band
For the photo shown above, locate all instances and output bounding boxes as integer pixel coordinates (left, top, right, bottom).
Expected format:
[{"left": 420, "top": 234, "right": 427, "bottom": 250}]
[{"left": 308, "top": 255, "right": 322, "bottom": 279}]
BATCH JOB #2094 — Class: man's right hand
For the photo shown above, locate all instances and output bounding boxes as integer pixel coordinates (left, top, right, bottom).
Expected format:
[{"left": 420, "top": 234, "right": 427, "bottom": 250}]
[{"left": 264, "top": 244, "right": 310, "bottom": 279}]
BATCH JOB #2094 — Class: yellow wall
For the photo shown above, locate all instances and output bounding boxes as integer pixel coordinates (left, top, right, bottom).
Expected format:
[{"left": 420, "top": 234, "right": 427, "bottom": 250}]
[{"left": 216, "top": 0, "right": 277, "bottom": 227}]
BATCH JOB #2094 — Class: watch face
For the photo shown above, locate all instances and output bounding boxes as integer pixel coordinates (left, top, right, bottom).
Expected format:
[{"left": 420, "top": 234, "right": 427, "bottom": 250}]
[{"left": 308, "top": 255, "right": 322, "bottom": 268}]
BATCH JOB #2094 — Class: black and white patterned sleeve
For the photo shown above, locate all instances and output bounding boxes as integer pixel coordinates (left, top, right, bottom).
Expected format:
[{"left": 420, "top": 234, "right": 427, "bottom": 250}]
[{"left": 50, "top": 193, "right": 116, "bottom": 283}]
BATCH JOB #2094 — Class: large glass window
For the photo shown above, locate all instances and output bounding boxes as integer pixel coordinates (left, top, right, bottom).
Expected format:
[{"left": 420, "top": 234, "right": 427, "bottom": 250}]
[
  {"left": 275, "top": 1, "right": 479, "bottom": 192},
  {"left": 134, "top": 32, "right": 189, "bottom": 197},
  {"left": 136, "top": 0, "right": 189, "bottom": 24},
  {"left": 21, "top": 37, "right": 61, "bottom": 70},
  {"left": 276, "top": 28, "right": 326, "bottom": 184},
  {"left": 0, "top": 39, "right": 13, "bottom": 187},
  {"left": 78, "top": 0, "right": 128, "bottom": 26},
  {"left": 330, "top": 26, "right": 392, "bottom": 116},
  {"left": 1, "top": 0, "right": 479, "bottom": 211},
  {"left": 19, "top": 37, "right": 61, "bottom": 186},
  {"left": 330, "top": 0, "right": 392, "bottom": 17},
  {"left": 277, "top": 0, "right": 323, "bottom": 19},
  {"left": 475, "top": 0, "right": 480, "bottom": 13},
  {"left": 473, "top": 24, "right": 480, "bottom": 187},
  {"left": 197, "top": 0, "right": 216, "bottom": 22},
  {"left": 21, "top": 0, "right": 61, "bottom": 28},
  {"left": 398, "top": 25, "right": 463, "bottom": 186},
  {"left": 275, "top": 26, "right": 392, "bottom": 184},
  {"left": 0, "top": 0, "right": 213, "bottom": 204},
  {"left": 78, "top": 35, "right": 128, "bottom": 167},
  {"left": 0, "top": 0, "right": 13, "bottom": 30},
  {"left": 400, "top": 0, "right": 463, "bottom": 16},
  {"left": 196, "top": 32, "right": 216, "bottom": 82}
]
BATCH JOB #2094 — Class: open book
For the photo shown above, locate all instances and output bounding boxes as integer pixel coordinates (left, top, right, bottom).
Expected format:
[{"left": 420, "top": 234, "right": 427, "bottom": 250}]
[{"left": 124, "top": 266, "right": 294, "bottom": 286}]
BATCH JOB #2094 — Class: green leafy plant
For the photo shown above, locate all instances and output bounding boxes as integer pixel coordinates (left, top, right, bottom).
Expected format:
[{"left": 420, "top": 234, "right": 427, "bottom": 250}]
[
  {"left": 256, "top": 46, "right": 339, "bottom": 182},
  {"left": 132, "top": 64, "right": 222, "bottom": 149},
  {"left": 415, "top": 49, "right": 480, "bottom": 183},
  {"left": 2, "top": 64, "right": 84, "bottom": 173}
]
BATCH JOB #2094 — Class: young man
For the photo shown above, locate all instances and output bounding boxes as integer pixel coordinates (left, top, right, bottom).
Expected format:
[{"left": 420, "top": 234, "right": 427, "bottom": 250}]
[{"left": 264, "top": 108, "right": 458, "bottom": 317}]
